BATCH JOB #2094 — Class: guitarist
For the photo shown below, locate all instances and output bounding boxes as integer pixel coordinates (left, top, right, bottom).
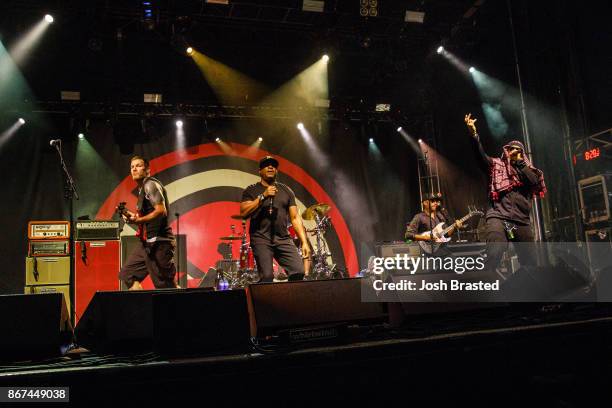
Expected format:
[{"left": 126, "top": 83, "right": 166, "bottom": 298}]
[
  {"left": 405, "top": 193, "right": 462, "bottom": 249},
  {"left": 118, "top": 155, "right": 177, "bottom": 290}
]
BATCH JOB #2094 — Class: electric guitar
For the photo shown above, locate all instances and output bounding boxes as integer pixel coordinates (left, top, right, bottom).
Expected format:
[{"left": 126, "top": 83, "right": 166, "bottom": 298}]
[
  {"left": 116, "top": 202, "right": 146, "bottom": 242},
  {"left": 418, "top": 206, "right": 483, "bottom": 255}
]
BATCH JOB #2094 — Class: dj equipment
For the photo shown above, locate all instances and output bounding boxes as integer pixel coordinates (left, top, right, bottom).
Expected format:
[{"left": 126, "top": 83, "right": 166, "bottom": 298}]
[
  {"left": 28, "top": 221, "right": 70, "bottom": 240},
  {"left": 74, "top": 220, "right": 121, "bottom": 240}
]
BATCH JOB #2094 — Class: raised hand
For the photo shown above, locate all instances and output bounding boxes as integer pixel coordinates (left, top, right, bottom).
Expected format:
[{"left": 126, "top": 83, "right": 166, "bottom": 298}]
[{"left": 464, "top": 113, "right": 478, "bottom": 138}]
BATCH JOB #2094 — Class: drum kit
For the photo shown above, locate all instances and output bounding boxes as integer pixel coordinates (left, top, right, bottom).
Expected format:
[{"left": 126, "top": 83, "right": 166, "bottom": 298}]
[
  {"left": 301, "top": 203, "right": 338, "bottom": 280},
  {"left": 213, "top": 202, "right": 337, "bottom": 289},
  {"left": 216, "top": 215, "right": 260, "bottom": 289}
]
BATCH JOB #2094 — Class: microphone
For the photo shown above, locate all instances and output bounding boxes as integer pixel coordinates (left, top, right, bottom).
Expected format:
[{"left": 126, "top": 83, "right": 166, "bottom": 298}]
[
  {"left": 49, "top": 139, "right": 61, "bottom": 147},
  {"left": 268, "top": 183, "right": 275, "bottom": 215}
]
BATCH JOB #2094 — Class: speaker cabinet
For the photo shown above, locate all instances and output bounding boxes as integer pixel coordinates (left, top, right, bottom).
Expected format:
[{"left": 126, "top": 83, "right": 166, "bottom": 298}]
[
  {"left": 74, "top": 240, "right": 121, "bottom": 324},
  {"left": 75, "top": 288, "right": 250, "bottom": 356},
  {"left": 25, "top": 256, "right": 70, "bottom": 286},
  {"left": 246, "top": 278, "right": 386, "bottom": 338},
  {"left": 0, "top": 293, "right": 72, "bottom": 360}
]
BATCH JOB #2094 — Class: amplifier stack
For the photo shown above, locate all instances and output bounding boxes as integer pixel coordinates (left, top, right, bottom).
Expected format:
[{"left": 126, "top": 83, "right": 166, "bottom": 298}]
[
  {"left": 25, "top": 221, "right": 72, "bottom": 316},
  {"left": 74, "top": 220, "right": 122, "bottom": 324}
]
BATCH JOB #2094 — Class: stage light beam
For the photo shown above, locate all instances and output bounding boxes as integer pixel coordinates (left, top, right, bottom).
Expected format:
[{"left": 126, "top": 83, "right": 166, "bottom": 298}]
[
  {"left": 436, "top": 46, "right": 444, "bottom": 54},
  {"left": 45, "top": 14, "right": 54, "bottom": 23},
  {"left": 322, "top": 54, "right": 329, "bottom": 63},
  {"left": 186, "top": 47, "right": 194, "bottom": 56},
  {"left": 18, "top": 118, "right": 26, "bottom": 125},
  {"left": 469, "top": 67, "right": 476, "bottom": 73},
  {"left": 297, "top": 123, "right": 305, "bottom": 130},
  {"left": 258, "top": 137, "right": 263, "bottom": 142},
  {"left": 397, "top": 127, "right": 403, "bottom": 132},
  {"left": 175, "top": 120, "right": 183, "bottom": 128}
]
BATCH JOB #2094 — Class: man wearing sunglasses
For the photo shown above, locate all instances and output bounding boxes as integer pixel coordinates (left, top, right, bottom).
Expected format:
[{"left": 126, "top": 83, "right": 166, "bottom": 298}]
[{"left": 464, "top": 113, "right": 547, "bottom": 271}]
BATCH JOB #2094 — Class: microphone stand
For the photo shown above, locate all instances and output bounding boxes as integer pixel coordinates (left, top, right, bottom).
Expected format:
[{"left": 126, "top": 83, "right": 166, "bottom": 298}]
[
  {"left": 175, "top": 212, "right": 185, "bottom": 289},
  {"left": 53, "top": 140, "right": 79, "bottom": 328}
]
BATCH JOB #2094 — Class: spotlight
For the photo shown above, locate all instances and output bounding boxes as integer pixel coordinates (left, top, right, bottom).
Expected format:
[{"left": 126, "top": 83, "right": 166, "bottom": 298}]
[
  {"left": 44, "top": 14, "right": 54, "bottom": 23},
  {"left": 78, "top": 133, "right": 85, "bottom": 140},
  {"left": 436, "top": 46, "right": 444, "bottom": 54},
  {"left": 186, "top": 47, "right": 194, "bottom": 56},
  {"left": 297, "top": 123, "right": 305, "bottom": 130},
  {"left": 18, "top": 118, "right": 26, "bottom": 125},
  {"left": 369, "top": 138, "right": 374, "bottom": 143},
  {"left": 175, "top": 120, "right": 183, "bottom": 128},
  {"left": 258, "top": 137, "right": 263, "bottom": 142},
  {"left": 469, "top": 67, "right": 476, "bottom": 73},
  {"left": 418, "top": 139, "right": 423, "bottom": 143},
  {"left": 215, "top": 137, "right": 221, "bottom": 142},
  {"left": 322, "top": 54, "right": 329, "bottom": 63},
  {"left": 397, "top": 126, "right": 403, "bottom": 132}
]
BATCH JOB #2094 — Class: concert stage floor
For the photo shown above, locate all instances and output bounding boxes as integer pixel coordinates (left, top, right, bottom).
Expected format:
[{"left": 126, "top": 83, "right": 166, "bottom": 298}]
[{"left": 2, "top": 304, "right": 611, "bottom": 406}]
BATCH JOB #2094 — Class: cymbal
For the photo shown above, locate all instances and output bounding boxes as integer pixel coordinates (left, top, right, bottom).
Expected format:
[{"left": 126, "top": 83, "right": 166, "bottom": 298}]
[
  {"left": 220, "top": 235, "right": 242, "bottom": 240},
  {"left": 230, "top": 214, "right": 245, "bottom": 220},
  {"left": 302, "top": 203, "right": 331, "bottom": 220}
]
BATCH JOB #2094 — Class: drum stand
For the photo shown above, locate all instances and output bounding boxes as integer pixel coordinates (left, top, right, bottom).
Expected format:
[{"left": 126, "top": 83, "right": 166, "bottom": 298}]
[{"left": 309, "top": 214, "right": 334, "bottom": 279}]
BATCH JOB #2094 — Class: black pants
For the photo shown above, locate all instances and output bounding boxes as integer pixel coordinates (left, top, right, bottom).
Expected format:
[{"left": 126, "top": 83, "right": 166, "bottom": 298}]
[
  {"left": 119, "top": 241, "right": 177, "bottom": 289},
  {"left": 251, "top": 237, "right": 304, "bottom": 283},
  {"left": 485, "top": 217, "right": 535, "bottom": 272}
]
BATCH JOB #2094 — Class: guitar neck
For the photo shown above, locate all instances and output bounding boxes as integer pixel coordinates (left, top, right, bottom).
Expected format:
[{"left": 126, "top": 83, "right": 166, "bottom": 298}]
[{"left": 442, "top": 212, "right": 475, "bottom": 235}]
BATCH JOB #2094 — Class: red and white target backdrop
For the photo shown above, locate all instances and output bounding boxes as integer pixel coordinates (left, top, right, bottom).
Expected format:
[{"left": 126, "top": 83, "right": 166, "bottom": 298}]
[{"left": 97, "top": 143, "right": 358, "bottom": 288}]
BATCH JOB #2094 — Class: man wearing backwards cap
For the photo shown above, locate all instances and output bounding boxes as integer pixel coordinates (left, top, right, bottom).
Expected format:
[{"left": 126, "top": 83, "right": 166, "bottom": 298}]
[
  {"left": 464, "top": 113, "right": 547, "bottom": 270},
  {"left": 405, "top": 192, "right": 461, "bottom": 244},
  {"left": 240, "top": 156, "right": 311, "bottom": 282}
]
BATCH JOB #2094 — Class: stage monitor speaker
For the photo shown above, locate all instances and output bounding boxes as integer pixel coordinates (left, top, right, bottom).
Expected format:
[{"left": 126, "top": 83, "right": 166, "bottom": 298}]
[
  {"left": 501, "top": 264, "right": 593, "bottom": 301},
  {"left": 154, "top": 289, "right": 249, "bottom": 356},
  {"left": 75, "top": 290, "right": 164, "bottom": 353},
  {"left": 385, "top": 272, "right": 506, "bottom": 327},
  {"left": 246, "top": 278, "right": 386, "bottom": 339},
  {"left": 0, "top": 293, "right": 72, "bottom": 360},
  {"left": 75, "top": 289, "right": 250, "bottom": 356}
]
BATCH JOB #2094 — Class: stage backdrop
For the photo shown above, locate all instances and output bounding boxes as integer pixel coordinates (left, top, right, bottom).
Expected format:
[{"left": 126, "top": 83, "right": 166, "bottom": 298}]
[{"left": 2, "top": 115, "right": 484, "bottom": 293}]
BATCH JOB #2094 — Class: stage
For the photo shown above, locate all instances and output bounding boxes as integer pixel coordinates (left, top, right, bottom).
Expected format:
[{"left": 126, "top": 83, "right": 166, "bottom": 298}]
[{"left": 2, "top": 302, "right": 611, "bottom": 405}]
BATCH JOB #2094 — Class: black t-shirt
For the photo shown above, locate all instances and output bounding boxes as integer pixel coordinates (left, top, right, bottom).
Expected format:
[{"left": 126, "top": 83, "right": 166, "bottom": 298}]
[{"left": 241, "top": 182, "right": 296, "bottom": 242}]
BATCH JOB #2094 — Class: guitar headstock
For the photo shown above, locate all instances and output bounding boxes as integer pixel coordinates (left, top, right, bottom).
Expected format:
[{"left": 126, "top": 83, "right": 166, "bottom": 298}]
[
  {"left": 116, "top": 202, "right": 127, "bottom": 216},
  {"left": 467, "top": 205, "right": 484, "bottom": 217}
]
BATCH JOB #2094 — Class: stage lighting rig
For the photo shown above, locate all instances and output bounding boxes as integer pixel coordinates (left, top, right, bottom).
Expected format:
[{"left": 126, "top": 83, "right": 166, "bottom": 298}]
[{"left": 141, "top": 1, "right": 158, "bottom": 31}]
